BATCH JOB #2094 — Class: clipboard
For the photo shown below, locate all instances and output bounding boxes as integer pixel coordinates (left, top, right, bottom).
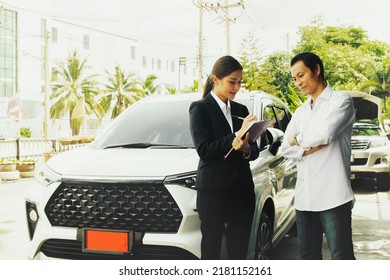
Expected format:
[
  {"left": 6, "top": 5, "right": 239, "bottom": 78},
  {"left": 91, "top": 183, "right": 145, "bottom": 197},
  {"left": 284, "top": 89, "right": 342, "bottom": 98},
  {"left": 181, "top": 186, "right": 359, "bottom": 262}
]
[{"left": 224, "top": 119, "right": 275, "bottom": 159}]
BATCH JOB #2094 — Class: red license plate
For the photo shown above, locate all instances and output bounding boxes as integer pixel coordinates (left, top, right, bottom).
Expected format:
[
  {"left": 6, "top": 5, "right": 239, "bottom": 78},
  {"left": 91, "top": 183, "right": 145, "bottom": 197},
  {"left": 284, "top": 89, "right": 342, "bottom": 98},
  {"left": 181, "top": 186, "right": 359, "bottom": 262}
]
[{"left": 82, "top": 229, "right": 133, "bottom": 254}]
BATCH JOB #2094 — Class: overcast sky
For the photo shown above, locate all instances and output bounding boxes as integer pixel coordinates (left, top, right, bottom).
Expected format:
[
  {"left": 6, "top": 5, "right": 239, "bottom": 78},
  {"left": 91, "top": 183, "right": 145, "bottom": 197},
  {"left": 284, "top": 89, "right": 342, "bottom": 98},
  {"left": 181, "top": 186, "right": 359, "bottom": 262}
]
[{"left": 3, "top": 0, "right": 390, "bottom": 69}]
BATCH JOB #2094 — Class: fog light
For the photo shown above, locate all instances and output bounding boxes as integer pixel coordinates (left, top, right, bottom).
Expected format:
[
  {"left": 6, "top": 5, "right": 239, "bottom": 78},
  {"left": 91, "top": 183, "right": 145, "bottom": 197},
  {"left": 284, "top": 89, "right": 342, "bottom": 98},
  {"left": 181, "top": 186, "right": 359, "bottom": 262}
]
[
  {"left": 380, "top": 157, "right": 388, "bottom": 164},
  {"left": 28, "top": 208, "right": 38, "bottom": 223},
  {"left": 25, "top": 201, "right": 39, "bottom": 240}
]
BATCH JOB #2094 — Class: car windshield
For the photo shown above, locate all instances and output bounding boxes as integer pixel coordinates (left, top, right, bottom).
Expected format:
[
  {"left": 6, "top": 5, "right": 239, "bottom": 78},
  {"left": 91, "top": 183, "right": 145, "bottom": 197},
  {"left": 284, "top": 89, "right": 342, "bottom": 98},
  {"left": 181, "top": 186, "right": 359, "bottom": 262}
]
[
  {"left": 352, "top": 125, "right": 381, "bottom": 136},
  {"left": 92, "top": 99, "right": 196, "bottom": 149}
]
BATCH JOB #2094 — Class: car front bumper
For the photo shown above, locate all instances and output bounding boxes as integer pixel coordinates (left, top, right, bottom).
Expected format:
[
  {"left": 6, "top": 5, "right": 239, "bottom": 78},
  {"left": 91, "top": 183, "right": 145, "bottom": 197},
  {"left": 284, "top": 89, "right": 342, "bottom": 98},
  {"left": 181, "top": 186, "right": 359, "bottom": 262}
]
[{"left": 25, "top": 181, "right": 201, "bottom": 260}]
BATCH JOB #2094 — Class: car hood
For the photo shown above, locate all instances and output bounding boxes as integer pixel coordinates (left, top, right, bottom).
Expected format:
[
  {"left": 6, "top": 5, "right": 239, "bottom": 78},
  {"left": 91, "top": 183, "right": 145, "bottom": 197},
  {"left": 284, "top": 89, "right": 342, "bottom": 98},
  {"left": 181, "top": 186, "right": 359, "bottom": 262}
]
[
  {"left": 344, "top": 91, "right": 382, "bottom": 121},
  {"left": 46, "top": 146, "right": 199, "bottom": 179}
]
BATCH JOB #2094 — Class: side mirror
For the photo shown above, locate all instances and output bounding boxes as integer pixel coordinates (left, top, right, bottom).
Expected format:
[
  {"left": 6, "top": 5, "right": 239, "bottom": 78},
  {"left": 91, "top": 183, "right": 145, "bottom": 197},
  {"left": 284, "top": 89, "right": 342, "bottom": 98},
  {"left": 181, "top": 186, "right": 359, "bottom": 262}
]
[
  {"left": 384, "top": 119, "right": 390, "bottom": 133},
  {"left": 266, "top": 128, "right": 284, "bottom": 156}
]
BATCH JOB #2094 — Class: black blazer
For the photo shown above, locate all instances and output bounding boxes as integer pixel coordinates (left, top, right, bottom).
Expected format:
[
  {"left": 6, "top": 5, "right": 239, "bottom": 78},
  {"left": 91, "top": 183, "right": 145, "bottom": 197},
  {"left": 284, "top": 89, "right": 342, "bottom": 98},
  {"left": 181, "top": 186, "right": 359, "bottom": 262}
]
[{"left": 189, "top": 94, "right": 259, "bottom": 191}]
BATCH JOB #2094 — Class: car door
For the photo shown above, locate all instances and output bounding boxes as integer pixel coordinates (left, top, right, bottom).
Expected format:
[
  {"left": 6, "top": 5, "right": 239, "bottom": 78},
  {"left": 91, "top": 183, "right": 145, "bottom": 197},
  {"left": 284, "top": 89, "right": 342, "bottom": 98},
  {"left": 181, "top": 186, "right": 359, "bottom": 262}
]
[{"left": 258, "top": 97, "right": 296, "bottom": 236}]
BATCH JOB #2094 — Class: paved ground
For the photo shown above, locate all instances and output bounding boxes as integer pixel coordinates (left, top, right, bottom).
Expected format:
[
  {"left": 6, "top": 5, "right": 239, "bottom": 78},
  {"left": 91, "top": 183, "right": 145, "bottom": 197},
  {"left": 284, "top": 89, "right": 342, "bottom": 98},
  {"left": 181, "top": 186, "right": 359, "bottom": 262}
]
[
  {"left": 271, "top": 180, "right": 390, "bottom": 260},
  {"left": 0, "top": 178, "right": 389, "bottom": 260}
]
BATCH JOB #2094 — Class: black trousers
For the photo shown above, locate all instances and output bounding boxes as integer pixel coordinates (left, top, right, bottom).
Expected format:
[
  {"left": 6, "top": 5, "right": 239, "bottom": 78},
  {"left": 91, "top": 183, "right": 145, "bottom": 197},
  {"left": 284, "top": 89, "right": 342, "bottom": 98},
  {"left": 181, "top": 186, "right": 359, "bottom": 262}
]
[{"left": 197, "top": 187, "right": 255, "bottom": 260}]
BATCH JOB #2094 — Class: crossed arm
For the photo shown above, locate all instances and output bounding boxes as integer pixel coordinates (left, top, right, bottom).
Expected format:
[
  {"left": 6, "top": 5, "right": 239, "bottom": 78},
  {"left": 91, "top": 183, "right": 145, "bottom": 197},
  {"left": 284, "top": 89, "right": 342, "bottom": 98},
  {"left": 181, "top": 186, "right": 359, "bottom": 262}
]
[{"left": 281, "top": 94, "right": 355, "bottom": 159}]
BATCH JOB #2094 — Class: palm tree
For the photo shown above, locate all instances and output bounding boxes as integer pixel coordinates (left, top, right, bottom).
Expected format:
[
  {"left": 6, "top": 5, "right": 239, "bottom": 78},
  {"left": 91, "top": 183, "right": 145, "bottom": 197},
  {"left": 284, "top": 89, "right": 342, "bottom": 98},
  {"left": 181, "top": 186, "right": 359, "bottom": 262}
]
[
  {"left": 99, "top": 65, "right": 141, "bottom": 119},
  {"left": 50, "top": 50, "right": 100, "bottom": 136},
  {"left": 138, "top": 74, "right": 159, "bottom": 96},
  {"left": 287, "top": 85, "right": 307, "bottom": 112},
  {"left": 165, "top": 85, "right": 177, "bottom": 94}
]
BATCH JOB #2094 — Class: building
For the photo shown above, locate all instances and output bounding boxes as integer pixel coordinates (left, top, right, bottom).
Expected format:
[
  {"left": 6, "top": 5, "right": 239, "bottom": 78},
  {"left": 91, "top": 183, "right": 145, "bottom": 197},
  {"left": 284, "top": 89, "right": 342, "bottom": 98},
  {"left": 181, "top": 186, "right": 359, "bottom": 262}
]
[{"left": 0, "top": 2, "right": 197, "bottom": 139}]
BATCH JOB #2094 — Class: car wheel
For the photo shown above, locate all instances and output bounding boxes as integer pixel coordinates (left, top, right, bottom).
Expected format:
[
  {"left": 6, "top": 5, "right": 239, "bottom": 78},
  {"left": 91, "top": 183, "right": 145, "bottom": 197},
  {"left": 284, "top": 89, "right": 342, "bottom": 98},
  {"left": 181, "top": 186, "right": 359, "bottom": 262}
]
[
  {"left": 376, "top": 173, "right": 390, "bottom": 192},
  {"left": 255, "top": 212, "right": 273, "bottom": 260}
]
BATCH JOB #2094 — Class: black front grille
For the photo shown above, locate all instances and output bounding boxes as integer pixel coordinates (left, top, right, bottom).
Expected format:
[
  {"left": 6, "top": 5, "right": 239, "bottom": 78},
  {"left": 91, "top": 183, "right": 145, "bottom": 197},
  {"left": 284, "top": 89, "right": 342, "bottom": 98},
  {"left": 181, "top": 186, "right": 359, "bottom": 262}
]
[
  {"left": 45, "top": 181, "right": 183, "bottom": 232},
  {"left": 39, "top": 239, "right": 198, "bottom": 260},
  {"left": 351, "top": 158, "right": 368, "bottom": 166}
]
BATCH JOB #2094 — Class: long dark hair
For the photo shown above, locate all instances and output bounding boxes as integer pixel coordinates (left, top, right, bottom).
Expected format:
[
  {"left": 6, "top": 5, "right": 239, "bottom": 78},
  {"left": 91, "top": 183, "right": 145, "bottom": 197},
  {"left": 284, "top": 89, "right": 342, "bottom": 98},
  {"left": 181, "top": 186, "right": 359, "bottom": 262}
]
[
  {"left": 290, "top": 52, "right": 326, "bottom": 83},
  {"left": 203, "top": 55, "right": 243, "bottom": 98}
]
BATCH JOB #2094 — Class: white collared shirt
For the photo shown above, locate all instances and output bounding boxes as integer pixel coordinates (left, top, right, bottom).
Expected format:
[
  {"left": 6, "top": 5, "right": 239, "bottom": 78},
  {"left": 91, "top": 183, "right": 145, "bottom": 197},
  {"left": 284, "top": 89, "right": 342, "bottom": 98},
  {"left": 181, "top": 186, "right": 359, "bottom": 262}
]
[
  {"left": 280, "top": 86, "right": 355, "bottom": 211},
  {"left": 210, "top": 91, "right": 233, "bottom": 132}
]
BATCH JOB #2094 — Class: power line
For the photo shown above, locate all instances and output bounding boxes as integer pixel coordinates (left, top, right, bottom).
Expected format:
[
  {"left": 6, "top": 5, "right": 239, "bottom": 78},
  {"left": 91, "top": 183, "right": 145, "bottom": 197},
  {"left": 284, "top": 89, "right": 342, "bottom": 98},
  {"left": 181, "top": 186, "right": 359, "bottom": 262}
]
[{"left": 52, "top": 18, "right": 137, "bottom": 42}]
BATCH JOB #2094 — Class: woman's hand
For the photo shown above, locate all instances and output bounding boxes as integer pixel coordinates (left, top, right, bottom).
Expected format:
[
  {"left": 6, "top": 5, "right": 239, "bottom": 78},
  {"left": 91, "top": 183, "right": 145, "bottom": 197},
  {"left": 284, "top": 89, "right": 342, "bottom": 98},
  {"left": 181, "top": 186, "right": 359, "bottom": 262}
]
[
  {"left": 232, "top": 132, "right": 251, "bottom": 154},
  {"left": 237, "top": 114, "right": 258, "bottom": 137}
]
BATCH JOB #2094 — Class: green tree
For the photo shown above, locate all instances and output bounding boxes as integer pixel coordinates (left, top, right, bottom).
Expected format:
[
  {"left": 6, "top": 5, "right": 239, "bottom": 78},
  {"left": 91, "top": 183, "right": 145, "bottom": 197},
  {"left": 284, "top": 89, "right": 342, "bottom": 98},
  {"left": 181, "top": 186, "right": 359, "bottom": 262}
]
[
  {"left": 181, "top": 80, "right": 199, "bottom": 93},
  {"left": 360, "top": 42, "right": 390, "bottom": 112},
  {"left": 261, "top": 52, "right": 292, "bottom": 103},
  {"left": 138, "top": 74, "right": 159, "bottom": 96},
  {"left": 323, "top": 26, "right": 367, "bottom": 48},
  {"left": 166, "top": 85, "right": 177, "bottom": 94},
  {"left": 294, "top": 17, "right": 326, "bottom": 53},
  {"left": 292, "top": 19, "right": 390, "bottom": 97},
  {"left": 286, "top": 85, "right": 307, "bottom": 112},
  {"left": 239, "top": 32, "right": 279, "bottom": 94},
  {"left": 99, "top": 65, "right": 140, "bottom": 119},
  {"left": 50, "top": 50, "right": 100, "bottom": 136}
]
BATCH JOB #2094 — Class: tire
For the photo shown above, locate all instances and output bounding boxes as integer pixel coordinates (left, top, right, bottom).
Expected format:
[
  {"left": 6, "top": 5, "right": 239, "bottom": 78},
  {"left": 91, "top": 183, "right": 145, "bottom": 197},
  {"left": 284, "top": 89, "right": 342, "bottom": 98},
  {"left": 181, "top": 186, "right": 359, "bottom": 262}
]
[
  {"left": 376, "top": 173, "right": 390, "bottom": 192},
  {"left": 255, "top": 212, "right": 273, "bottom": 260}
]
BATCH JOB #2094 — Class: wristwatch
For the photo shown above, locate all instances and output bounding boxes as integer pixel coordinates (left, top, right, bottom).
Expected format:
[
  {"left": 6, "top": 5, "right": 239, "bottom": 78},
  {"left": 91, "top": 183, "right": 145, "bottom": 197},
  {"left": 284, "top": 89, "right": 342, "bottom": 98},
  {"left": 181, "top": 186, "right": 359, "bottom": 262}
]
[{"left": 294, "top": 135, "right": 299, "bottom": 146}]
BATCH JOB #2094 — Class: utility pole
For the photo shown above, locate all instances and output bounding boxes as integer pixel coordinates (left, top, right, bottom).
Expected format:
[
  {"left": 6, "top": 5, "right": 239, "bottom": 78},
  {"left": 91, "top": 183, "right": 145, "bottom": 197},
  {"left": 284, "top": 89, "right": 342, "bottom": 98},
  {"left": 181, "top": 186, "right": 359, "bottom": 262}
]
[
  {"left": 193, "top": 1, "right": 244, "bottom": 91},
  {"left": 225, "top": 0, "right": 231, "bottom": 55},
  {"left": 178, "top": 57, "right": 186, "bottom": 93},
  {"left": 44, "top": 29, "right": 50, "bottom": 139},
  {"left": 286, "top": 33, "right": 290, "bottom": 53},
  {"left": 193, "top": 0, "right": 204, "bottom": 92}
]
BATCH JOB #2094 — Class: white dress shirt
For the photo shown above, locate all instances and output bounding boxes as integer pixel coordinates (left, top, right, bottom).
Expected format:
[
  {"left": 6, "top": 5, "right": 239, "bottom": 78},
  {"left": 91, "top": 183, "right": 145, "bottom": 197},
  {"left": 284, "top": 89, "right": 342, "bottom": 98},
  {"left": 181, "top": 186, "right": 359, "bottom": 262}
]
[
  {"left": 280, "top": 86, "right": 356, "bottom": 211},
  {"left": 211, "top": 91, "right": 233, "bottom": 132}
]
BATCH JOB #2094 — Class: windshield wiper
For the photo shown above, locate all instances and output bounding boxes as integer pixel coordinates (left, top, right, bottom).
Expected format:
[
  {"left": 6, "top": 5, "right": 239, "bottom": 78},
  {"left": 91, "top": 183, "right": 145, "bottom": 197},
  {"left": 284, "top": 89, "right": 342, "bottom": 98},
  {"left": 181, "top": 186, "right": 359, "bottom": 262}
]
[{"left": 103, "top": 143, "right": 193, "bottom": 149}]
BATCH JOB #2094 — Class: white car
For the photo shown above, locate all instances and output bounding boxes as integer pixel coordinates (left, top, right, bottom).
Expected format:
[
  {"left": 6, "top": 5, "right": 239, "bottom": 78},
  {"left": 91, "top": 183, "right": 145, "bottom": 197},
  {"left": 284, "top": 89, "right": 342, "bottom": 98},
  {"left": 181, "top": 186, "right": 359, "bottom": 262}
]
[
  {"left": 25, "top": 92, "right": 297, "bottom": 260},
  {"left": 347, "top": 91, "right": 390, "bottom": 191}
]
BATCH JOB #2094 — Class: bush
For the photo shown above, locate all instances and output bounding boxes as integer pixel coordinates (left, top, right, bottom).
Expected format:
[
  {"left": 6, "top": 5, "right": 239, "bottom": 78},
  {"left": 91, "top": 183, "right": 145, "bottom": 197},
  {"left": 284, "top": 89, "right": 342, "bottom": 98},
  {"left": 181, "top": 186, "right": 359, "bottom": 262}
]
[{"left": 20, "top": 127, "right": 31, "bottom": 138}]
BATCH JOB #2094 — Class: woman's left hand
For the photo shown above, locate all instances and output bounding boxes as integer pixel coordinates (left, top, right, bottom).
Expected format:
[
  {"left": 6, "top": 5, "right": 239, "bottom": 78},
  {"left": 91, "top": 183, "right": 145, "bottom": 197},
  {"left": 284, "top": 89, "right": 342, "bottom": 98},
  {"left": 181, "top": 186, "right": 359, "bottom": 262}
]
[{"left": 232, "top": 132, "right": 251, "bottom": 154}]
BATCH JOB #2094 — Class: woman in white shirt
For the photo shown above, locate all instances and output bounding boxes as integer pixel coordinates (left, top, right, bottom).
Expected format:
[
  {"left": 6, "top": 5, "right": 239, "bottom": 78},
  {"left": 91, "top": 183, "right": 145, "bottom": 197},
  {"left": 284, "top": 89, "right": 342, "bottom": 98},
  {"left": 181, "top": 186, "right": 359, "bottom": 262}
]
[{"left": 281, "top": 52, "right": 356, "bottom": 260}]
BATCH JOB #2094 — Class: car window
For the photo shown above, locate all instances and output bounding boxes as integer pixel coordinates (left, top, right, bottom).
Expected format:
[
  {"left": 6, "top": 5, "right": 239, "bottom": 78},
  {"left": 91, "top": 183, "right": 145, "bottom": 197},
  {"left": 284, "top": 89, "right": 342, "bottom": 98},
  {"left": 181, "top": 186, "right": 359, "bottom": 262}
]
[
  {"left": 93, "top": 100, "right": 195, "bottom": 149},
  {"left": 273, "top": 103, "right": 291, "bottom": 132},
  {"left": 260, "top": 98, "right": 291, "bottom": 132}
]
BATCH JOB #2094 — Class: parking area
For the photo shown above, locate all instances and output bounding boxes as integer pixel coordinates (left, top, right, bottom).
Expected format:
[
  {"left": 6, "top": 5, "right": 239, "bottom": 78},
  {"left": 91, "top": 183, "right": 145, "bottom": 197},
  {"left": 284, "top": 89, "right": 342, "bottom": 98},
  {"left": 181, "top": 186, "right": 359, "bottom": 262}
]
[
  {"left": 0, "top": 178, "right": 389, "bottom": 260},
  {"left": 272, "top": 180, "right": 390, "bottom": 260}
]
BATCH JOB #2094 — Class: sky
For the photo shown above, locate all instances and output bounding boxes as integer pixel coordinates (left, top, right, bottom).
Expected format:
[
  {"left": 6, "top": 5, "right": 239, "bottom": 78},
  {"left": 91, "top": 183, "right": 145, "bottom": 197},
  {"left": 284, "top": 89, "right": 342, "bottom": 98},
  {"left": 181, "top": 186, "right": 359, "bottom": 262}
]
[{"left": 3, "top": 0, "right": 390, "bottom": 70}]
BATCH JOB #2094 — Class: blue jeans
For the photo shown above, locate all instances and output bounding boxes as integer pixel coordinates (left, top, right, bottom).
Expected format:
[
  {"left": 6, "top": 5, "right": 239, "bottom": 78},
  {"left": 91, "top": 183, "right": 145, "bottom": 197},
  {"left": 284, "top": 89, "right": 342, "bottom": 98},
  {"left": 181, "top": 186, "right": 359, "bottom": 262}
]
[{"left": 295, "top": 201, "right": 355, "bottom": 260}]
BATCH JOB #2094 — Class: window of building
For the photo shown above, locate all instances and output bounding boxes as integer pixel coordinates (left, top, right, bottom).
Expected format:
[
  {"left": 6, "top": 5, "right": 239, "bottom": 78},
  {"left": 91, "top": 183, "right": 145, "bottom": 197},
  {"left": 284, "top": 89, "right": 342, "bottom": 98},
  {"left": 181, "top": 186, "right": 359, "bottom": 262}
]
[
  {"left": 142, "top": 56, "right": 147, "bottom": 67},
  {"left": 51, "top": 27, "right": 58, "bottom": 43},
  {"left": 83, "top": 34, "right": 89, "bottom": 50},
  {"left": 171, "top": 62, "right": 175, "bottom": 73},
  {"left": 0, "top": 9, "right": 17, "bottom": 98},
  {"left": 157, "top": 59, "right": 161, "bottom": 70},
  {"left": 152, "top": 58, "right": 155, "bottom": 69},
  {"left": 130, "top": 45, "right": 136, "bottom": 59}
]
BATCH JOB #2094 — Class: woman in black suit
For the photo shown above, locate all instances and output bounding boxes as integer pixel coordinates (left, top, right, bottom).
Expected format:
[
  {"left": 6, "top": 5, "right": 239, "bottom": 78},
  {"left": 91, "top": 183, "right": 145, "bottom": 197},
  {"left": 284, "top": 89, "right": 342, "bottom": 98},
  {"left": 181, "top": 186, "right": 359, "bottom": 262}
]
[{"left": 189, "top": 55, "right": 259, "bottom": 260}]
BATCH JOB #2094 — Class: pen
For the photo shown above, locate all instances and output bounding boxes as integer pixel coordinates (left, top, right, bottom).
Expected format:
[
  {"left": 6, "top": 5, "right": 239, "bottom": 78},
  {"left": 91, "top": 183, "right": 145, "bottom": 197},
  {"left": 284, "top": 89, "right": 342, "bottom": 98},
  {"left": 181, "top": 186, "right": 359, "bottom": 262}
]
[
  {"left": 224, "top": 147, "right": 234, "bottom": 160},
  {"left": 232, "top": 115, "right": 245, "bottom": 120}
]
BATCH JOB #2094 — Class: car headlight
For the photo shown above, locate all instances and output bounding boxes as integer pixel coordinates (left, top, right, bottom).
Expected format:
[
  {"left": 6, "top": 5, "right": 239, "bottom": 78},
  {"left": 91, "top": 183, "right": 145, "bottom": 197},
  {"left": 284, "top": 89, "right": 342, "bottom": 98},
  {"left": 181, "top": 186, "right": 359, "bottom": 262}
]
[
  {"left": 369, "top": 138, "right": 386, "bottom": 148},
  {"left": 163, "top": 171, "right": 197, "bottom": 189},
  {"left": 35, "top": 164, "right": 61, "bottom": 185}
]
